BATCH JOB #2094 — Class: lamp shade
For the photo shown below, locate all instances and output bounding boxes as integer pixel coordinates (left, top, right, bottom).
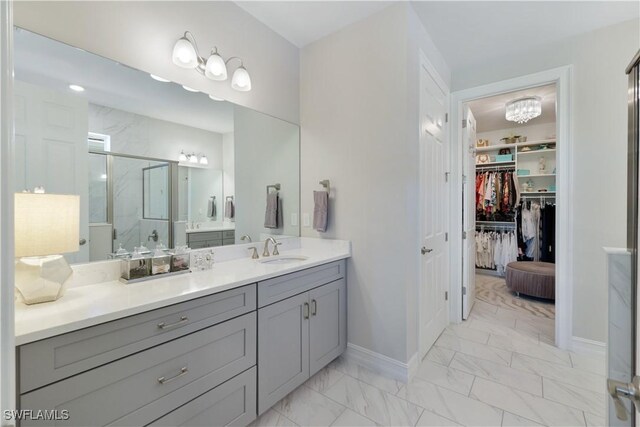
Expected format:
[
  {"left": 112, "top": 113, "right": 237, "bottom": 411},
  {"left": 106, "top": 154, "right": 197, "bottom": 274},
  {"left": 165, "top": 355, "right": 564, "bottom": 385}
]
[
  {"left": 205, "top": 51, "right": 228, "bottom": 81},
  {"left": 15, "top": 193, "right": 80, "bottom": 257},
  {"left": 231, "top": 66, "right": 252, "bottom": 91},
  {"left": 172, "top": 36, "right": 198, "bottom": 69}
]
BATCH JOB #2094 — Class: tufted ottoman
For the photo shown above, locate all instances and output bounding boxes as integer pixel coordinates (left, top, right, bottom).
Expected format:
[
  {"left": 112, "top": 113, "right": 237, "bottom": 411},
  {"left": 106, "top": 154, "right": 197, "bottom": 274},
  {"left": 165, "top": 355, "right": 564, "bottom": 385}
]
[{"left": 505, "top": 261, "right": 555, "bottom": 300}]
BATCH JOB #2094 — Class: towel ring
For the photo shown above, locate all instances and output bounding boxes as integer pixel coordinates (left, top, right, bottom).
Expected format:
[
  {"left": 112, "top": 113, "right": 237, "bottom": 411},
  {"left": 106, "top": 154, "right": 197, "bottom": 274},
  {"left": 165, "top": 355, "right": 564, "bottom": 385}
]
[
  {"left": 319, "top": 179, "right": 330, "bottom": 193},
  {"left": 266, "top": 183, "right": 281, "bottom": 196}
]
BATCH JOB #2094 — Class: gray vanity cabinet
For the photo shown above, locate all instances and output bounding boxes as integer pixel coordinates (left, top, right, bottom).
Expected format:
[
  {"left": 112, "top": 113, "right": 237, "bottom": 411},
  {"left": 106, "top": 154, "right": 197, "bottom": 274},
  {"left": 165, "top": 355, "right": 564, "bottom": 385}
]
[
  {"left": 257, "top": 292, "right": 310, "bottom": 413},
  {"left": 257, "top": 261, "right": 347, "bottom": 415}
]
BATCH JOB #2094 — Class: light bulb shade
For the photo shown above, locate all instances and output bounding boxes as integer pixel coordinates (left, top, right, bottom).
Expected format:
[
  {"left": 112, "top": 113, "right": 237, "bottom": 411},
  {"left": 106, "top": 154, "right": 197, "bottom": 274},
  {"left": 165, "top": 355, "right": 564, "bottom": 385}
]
[
  {"left": 172, "top": 36, "right": 198, "bottom": 69},
  {"left": 505, "top": 96, "right": 542, "bottom": 124},
  {"left": 200, "top": 155, "right": 208, "bottom": 165},
  {"left": 205, "top": 52, "right": 228, "bottom": 81},
  {"left": 179, "top": 151, "right": 188, "bottom": 161},
  {"left": 231, "top": 66, "right": 252, "bottom": 92},
  {"left": 189, "top": 154, "right": 198, "bottom": 163},
  {"left": 15, "top": 193, "right": 80, "bottom": 257}
]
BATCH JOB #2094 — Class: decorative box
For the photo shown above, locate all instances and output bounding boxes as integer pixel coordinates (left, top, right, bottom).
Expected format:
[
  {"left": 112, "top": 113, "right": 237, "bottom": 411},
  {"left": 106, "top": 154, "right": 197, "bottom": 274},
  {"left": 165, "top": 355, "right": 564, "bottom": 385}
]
[
  {"left": 151, "top": 254, "right": 172, "bottom": 275},
  {"left": 496, "top": 154, "right": 513, "bottom": 162},
  {"left": 476, "top": 139, "right": 489, "bottom": 147},
  {"left": 517, "top": 169, "right": 530, "bottom": 176},
  {"left": 549, "top": 184, "right": 557, "bottom": 192},
  {"left": 121, "top": 257, "right": 151, "bottom": 281}
]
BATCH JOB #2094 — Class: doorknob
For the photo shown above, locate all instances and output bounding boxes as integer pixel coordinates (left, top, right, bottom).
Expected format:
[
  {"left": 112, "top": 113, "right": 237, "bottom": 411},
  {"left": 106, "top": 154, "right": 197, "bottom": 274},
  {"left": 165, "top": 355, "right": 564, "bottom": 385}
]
[
  {"left": 421, "top": 247, "right": 433, "bottom": 255},
  {"left": 79, "top": 238, "right": 87, "bottom": 246},
  {"left": 608, "top": 376, "right": 640, "bottom": 420}
]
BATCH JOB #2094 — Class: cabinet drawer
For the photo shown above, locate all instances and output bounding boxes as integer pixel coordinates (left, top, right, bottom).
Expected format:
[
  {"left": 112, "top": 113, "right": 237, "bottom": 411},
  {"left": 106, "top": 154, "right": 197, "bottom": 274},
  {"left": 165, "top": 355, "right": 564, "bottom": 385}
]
[
  {"left": 258, "top": 260, "right": 346, "bottom": 307},
  {"left": 223, "top": 238, "right": 236, "bottom": 246},
  {"left": 223, "top": 230, "right": 235, "bottom": 239},
  {"left": 208, "top": 239, "right": 223, "bottom": 247},
  {"left": 189, "top": 241, "right": 210, "bottom": 249},
  {"left": 148, "top": 367, "right": 256, "bottom": 427},
  {"left": 19, "top": 284, "right": 256, "bottom": 393},
  {"left": 20, "top": 313, "right": 257, "bottom": 427},
  {"left": 188, "top": 231, "right": 223, "bottom": 243}
]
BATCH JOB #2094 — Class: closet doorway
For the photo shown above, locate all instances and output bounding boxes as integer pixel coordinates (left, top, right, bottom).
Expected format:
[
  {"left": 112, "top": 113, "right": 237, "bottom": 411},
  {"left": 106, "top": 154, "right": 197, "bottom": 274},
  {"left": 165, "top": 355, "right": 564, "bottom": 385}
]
[{"left": 450, "top": 66, "right": 572, "bottom": 349}]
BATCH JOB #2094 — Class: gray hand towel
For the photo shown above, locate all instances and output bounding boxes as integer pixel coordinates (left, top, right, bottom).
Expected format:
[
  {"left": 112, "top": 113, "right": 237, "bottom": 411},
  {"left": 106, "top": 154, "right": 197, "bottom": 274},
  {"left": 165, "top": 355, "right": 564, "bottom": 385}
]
[
  {"left": 313, "top": 191, "right": 328, "bottom": 232},
  {"left": 208, "top": 198, "right": 217, "bottom": 220},
  {"left": 225, "top": 199, "right": 235, "bottom": 220},
  {"left": 264, "top": 191, "right": 279, "bottom": 229}
]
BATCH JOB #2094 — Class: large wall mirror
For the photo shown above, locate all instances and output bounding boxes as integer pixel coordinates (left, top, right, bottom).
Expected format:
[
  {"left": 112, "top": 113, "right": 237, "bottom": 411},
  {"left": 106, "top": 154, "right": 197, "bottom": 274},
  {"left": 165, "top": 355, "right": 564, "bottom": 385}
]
[{"left": 13, "top": 27, "right": 300, "bottom": 264}]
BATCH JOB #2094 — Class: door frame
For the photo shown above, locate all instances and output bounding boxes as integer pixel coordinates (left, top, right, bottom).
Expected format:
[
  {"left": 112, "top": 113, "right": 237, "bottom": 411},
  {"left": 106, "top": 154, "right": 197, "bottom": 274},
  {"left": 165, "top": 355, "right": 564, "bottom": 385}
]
[
  {"left": 418, "top": 50, "right": 451, "bottom": 360},
  {"left": 449, "top": 65, "right": 573, "bottom": 350}
]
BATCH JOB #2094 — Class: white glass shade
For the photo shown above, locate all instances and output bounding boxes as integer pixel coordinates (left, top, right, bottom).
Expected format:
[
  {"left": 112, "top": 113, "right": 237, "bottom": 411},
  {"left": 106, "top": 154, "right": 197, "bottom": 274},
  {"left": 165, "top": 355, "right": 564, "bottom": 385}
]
[
  {"left": 200, "top": 155, "right": 208, "bottom": 165},
  {"left": 172, "top": 36, "right": 198, "bottom": 69},
  {"left": 505, "top": 96, "right": 542, "bottom": 124},
  {"left": 179, "top": 151, "right": 188, "bottom": 161},
  {"left": 189, "top": 153, "right": 198, "bottom": 164},
  {"left": 15, "top": 193, "right": 80, "bottom": 257},
  {"left": 205, "top": 52, "right": 228, "bottom": 81},
  {"left": 231, "top": 66, "right": 252, "bottom": 92},
  {"left": 209, "top": 95, "right": 225, "bottom": 101},
  {"left": 150, "top": 74, "right": 170, "bottom": 83}
]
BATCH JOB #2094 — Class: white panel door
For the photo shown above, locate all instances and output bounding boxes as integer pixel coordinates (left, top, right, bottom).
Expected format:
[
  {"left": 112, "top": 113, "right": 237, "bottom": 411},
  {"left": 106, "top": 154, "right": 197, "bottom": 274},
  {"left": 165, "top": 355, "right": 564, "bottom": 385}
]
[
  {"left": 14, "top": 81, "right": 89, "bottom": 263},
  {"left": 462, "top": 106, "right": 477, "bottom": 319},
  {"left": 419, "top": 62, "right": 449, "bottom": 358}
]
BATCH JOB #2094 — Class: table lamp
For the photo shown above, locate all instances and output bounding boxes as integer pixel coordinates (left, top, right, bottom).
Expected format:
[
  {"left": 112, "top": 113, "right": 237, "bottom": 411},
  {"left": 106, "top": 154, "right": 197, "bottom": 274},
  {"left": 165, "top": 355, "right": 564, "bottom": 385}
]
[{"left": 14, "top": 192, "right": 80, "bottom": 304}]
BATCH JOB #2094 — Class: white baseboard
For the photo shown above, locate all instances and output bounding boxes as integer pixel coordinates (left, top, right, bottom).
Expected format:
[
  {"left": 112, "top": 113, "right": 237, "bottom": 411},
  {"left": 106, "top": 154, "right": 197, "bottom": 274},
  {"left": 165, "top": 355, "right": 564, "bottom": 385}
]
[
  {"left": 571, "top": 336, "right": 606, "bottom": 357},
  {"left": 344, "top": 343, "right": 416, "bottom": 383}
]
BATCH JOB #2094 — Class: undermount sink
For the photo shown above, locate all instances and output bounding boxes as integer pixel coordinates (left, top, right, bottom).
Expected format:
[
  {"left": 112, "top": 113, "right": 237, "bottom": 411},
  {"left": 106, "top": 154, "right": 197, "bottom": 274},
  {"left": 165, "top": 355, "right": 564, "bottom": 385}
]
[{"left": 258, "top": 255, "right": 309, "bottom": 265}]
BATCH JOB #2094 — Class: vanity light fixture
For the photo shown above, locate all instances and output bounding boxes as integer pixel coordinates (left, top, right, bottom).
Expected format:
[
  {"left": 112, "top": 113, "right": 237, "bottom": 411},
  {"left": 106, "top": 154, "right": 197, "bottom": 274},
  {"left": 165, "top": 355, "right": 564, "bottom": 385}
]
[
  {"left": 150, "top": 74, "right": 170, "bottom": 83},
  {"left": 69, "top": 84, "right": 85, "bottom": 92},
  {"left": 199, "top": 154, "right": 208, "bottom": 165},
  {"left": 505, "top": 96, "right": 542, "bottom": 124},
  {"left": 172, "top": 31, "right": 252, "bottom": 92},
  {"left": 182, "top": 85, "right": 199, "bottom": 93},
  {"left": 188, "top": 152, "right": 199, "bottom": 164},
  {"left": 179, "top": 150, "right": 188, "bottom": 162}
]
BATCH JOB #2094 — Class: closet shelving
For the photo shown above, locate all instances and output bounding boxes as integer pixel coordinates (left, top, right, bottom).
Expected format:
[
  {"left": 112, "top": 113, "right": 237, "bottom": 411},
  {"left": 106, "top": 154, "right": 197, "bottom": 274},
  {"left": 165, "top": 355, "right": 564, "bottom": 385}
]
[{"left": 475, "top": 137, "right": 557, "bottom": 276}]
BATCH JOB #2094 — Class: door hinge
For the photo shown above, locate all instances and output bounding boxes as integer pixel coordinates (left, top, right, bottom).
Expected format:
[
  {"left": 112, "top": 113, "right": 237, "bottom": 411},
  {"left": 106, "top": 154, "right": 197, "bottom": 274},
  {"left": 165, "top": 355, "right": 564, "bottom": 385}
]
[
  {"left": 445, "top": 113, "right": 449, "bottom": 123},
  {"left": 445, "top": 291, "right": 448, "bottom": 301},
  {"left": 463, "top": 287, "right": 467, "bottom": 296},
  {"left": 445, "top": 232, "right": 449, "bottom": 242},
  {"left": 462, "top": 231, "right": 467, "bottom": 239},
  {"left": 445, "top": 172, "right": 450, "bottom": 182},
  {"left": 462, "top": 175, "right": 467, "bottom": 184},
  {"left": 462, "top": 119, "right": 468, "bottom": 128},
  {"left": 113, "top": 228, "right": 117, "bottom": 240}
]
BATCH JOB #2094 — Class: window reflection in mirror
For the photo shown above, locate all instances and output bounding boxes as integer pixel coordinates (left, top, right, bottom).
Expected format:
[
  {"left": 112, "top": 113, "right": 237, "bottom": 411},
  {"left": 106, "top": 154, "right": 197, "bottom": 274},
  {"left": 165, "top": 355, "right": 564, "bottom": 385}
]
[{"left": 13, "top": 27, "right": 300, "bottom": 264}]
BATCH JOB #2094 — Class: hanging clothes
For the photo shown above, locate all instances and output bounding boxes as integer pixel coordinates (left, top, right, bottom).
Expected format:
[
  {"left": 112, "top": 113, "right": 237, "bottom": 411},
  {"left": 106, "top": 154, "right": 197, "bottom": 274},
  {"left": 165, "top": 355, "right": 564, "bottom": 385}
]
[
  {"left": 515, "top": 200, "right": 556, "bottom": 263},
  {"left": 475, "top": 170, "right": 518, "bottom": 222},
  {"left": 475, "top": 229, "right": 518, "bottom": 275}
]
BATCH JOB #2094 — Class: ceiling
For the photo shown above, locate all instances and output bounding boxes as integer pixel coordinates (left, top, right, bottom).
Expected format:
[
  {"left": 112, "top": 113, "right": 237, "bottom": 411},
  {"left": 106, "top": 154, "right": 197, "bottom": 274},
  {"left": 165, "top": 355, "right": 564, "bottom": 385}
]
[
  {"left": 14, "top": 28, "right": 234, "bottom": 134},
  {"left": 467, "top": 84, "right": 556, "bottom": 133},
  {"left": 236, "top": 1, "right": 638, "bottom": 70},
  {"left": 236, "top": 1, "right": 393, "bottom": 48}
]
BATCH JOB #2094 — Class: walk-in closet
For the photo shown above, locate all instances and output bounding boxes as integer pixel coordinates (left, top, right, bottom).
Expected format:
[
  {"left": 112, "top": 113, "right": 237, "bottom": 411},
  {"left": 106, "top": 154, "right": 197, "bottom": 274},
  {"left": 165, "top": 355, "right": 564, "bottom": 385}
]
[{"left": 463, "top": 84, "right": 557, "bottom": 335}]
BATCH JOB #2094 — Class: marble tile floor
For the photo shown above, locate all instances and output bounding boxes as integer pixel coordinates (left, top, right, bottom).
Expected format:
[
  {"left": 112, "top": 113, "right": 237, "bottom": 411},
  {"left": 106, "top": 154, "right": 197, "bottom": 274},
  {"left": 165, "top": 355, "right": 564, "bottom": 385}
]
[
  {"left": 475, "top": 274, "right": 555, "bottom": 320},
  {"left": 251, "top": 283, "right": 607, "bottom": 427}
]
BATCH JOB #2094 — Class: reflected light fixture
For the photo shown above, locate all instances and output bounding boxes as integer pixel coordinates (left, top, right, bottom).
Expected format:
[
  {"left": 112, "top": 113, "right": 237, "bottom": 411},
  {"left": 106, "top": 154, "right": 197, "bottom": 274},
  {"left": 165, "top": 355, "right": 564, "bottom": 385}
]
[
  {"left": 150, "top": 74, "right": 170, "bottom": 83},
  {"left": 179, "top": 150, "right": 188, "bottom": 162},
  {"left": 505, "top": 96, "right": 542, "bottom": 124},
  {"left": 69, "top": 84, "right": 85, "bottom": 92},
  {"left": 188, "top": 152, "right": 198, "bottom": 164},
  {"left": 172, "top": 31, "right": 252, "bottom": 92},
  {"left": 199, "top": 154, "right": 208, "bottom": 165}
]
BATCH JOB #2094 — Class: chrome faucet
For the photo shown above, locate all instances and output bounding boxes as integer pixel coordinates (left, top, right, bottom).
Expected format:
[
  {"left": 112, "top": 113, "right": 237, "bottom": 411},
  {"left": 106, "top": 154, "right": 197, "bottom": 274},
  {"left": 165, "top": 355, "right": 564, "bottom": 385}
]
[
  {"left": 240, "top": 235, "right": 252, "bottom": 243},
  {"left": 247, "top": 247, "right": 259, "bottom": 259},
  {"left": 263, "top": 237, "right": 279, "bottom": 257}
]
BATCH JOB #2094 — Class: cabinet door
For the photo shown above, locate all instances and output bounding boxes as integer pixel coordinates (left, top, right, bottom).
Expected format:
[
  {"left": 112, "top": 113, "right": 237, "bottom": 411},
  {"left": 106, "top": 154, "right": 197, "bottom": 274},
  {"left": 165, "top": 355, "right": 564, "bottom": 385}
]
[
  {"left": 309, "top": 279, "right": 347, "bottom": 376},
  {"left": 258, "top": 293, "right": 309, "bottom": 414}
]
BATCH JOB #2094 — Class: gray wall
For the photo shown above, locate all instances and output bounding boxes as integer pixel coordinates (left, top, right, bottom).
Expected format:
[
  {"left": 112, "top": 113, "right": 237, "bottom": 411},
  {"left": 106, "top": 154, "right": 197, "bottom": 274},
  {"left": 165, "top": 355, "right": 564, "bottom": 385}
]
[
  {"left": 453, "top": 18, "right": 640, "bottom": 344},
  {"left": 300, "top": 4, "right": 451, "bottom": 363}
]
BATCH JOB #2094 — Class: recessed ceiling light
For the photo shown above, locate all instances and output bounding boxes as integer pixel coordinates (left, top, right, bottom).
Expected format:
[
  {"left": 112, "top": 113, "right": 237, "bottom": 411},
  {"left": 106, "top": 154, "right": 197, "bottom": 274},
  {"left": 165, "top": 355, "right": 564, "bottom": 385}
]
[
  {"left": 209, "top": 95, "right": 224, "bottom": 101},
  {"left": 182, "top": 85, "right": 199, "bottom": 93},
  {"left": 150, "top": 74, "right": 170, "bottom": 82},
  {"left": 69, "top": 84, "right": 85, "bottom": 92}
]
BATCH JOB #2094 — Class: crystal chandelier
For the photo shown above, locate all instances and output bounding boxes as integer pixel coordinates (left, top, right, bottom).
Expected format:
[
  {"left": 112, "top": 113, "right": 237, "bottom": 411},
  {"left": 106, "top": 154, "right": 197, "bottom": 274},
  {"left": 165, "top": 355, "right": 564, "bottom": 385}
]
[{"left": 505, "top": 96, "right": 542, "bottom": 124}]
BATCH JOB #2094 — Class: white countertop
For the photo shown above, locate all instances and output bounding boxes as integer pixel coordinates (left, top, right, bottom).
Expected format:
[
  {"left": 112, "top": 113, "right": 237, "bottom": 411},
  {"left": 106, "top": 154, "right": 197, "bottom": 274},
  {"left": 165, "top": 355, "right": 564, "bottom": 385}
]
[
  {"left": 185, "top": 225, "right": 235, "bottom": 234},
  {"left": 15, "top": 238, "right": 350, "bottom": 346}
]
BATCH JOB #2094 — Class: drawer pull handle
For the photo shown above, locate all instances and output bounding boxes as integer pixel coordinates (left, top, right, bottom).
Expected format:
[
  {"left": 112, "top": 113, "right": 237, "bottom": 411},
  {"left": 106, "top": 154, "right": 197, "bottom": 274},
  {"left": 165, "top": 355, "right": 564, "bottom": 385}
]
[
  {"left": 303, "top": 302, "right": 310, "bottom": 319},
  {"left": 157, "top": 366, "right": 189, "bottom": 384},
  {"left": 157, "top": 316, "right": 189, "bottom": 330},
  {"left": 311, "top": 299, "right": 317, "bottom": 316}
]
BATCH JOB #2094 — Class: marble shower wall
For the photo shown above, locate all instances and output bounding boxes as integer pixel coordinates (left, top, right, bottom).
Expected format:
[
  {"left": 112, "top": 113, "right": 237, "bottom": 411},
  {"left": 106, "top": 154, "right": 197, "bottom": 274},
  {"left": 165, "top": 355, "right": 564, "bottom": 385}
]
[{"left": 88, "top": 104, "right": 224, "bottom": 253}]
